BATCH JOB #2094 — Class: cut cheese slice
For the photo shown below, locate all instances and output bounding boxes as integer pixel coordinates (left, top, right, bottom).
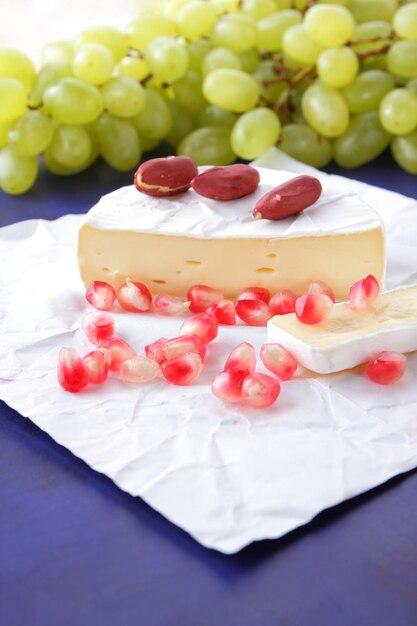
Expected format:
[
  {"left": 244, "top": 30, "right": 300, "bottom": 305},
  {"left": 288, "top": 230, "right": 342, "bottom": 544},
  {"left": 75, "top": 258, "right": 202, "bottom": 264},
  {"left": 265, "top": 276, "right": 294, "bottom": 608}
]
[{"left": 267, "top": 284, "right": 417, "bottom": 374}]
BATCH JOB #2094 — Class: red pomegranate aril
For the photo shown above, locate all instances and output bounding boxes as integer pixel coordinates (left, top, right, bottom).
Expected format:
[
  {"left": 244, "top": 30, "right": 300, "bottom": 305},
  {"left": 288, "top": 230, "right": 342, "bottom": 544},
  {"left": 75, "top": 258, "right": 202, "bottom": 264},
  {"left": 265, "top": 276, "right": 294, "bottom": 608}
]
[
  {"left": 83, "top": 349, "right": 110, "bottom": 384},
  {"left": 145, "top": 337, "right": 169, "bottom": 364},
  {"left": 235, "top": 299, "right": 272, "bottom": 326},
  {"left": 365, "top": 351, "right": 407, "bottom": 385},
  {"left": 58, "top": 347, "right": 90, "bottom": 392},
  {"left": 81, "top": 311, "right": 115, "bottom": 346},
  {"left": 161, "top": 351, "right": 203, "bottom": 385},
  {"left": 85, "top": 281, "right": 117, "bottom": 311},
  {"left": 260, "top": 343, "right": 298, "bottom": 381},
  {"left": 224, "top": 342, "right": 256, "bottom": 375},
  {"left": 152, "top": 293, "right": 189, "bottom": 316},
  {"left": 163, "top": 334, "right": 206, "bottom": 361},
  {"left": 241, "top": 373, "right": 281, "bottom": 408},
  {"left": 179, "top": 313, "right": 218, "bottom": 344},
  {"left": 187, "top": 284, "right": 224, "bottom": 313},
  {"left": 295, "top": 293, "right": 333, "bottom": 325},
  {"left": 206, "top": 299, "right": 236, "bottom": 325},
  {"left": 100, "top": 337, "right": 136, "bottom": 372},
  {"left": 212, "top": 368, "right": 247, "bottom": 404},
  {"left": 237, "top": 287, "right": 270, "bottom": 304},
  {"left": 349, "top": 275, "right": 380, "bottom": 312},
  {"left": 307, "top": 280, "right": 335, "bottom": 303},
  {"left": 269, "top": 289, "right": 297, "bottom": 315},
  {"left": 120, "top": 356, "right": 160, "bottom": 383},
  {"left": 117, "top": 279, "right": 152, "bottom": 312}
]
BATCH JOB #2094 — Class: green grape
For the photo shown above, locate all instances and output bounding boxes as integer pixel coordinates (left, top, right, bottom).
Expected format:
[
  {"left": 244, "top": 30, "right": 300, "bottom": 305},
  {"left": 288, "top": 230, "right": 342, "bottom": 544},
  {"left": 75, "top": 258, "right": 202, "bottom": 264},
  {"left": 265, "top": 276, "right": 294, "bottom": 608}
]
[
  {"left": 393, "top": 4, "right": 417, "bottom": 40},
  {"left": 304, "top": 4, "right": 355, "bottom": 47},
  {"left": 351, "top": 21, "right": 393, "bottom": 70},
  {"left": 407, "top": 78, "right": 417, "bottom": 97},
  {"left": 202, "top": 48, "right": 242, "bottom": 76},
  {"left": 118, "top": 56, "right": 150, "bottom": 80},
  {"left": 198, "top": 105, "right": 238, "bottom": 129},
  {"left": 379, "top": 88, "right": 417, "bottom": 135},
  {"left": 387, "top": 41, "right": 417, "bottom": 79},
  {"left": 203, "top": 69, "right": 260, "bottom": 112},
  {"left": 230, "top": 107, "right": 280, "bottom": 159},
  {"left": 0, "top": 121, "right": 12, "bottom": 148},
  {"left": 101, "top": 76, "right": 145, "bottom": 117},
  {"left": 211, "top": 14, "right": 258, "bottom": 53},
  {"left": 238, "top": 48, "right": 261, "bottom": 73},
  {"left": 177, "top": 126, "right": 235, "bottom": 165},
  {"left": 128, "top": 16, "right": 177, "bottom": 51},
  {"left": 164, "top": 0, "right": 190, "bottom": 18},
  {"left": 131, "top": 87, "right": 172, "bottom": 139},
  {"left": 301, "top": 82, "right": 350, "bottom": 137},
  {"left": 94, "top": 113, "right": 141, "bottom": 171},
  {"left": 391, "top": 130, "right": 417, "bottom": 174},
  {"left": 333, "top": 111, "right": 391, "bottom": 167},
  {"left": 49, "top": 125, "right": 92, "bottom": 168},
  {"left": 317, "top": 47, "right": 359, "bottom": 88},
  {"left": 8, "top": 111, "right": 54, "bottom": 156},
  {"left": 282, "top": 24, "right": 322, "bottom": 66},
  {"left": 43, "top": 143, "right": 98, "bottom": 175},
  {"left": 28, "top": 62, "right": 72, "bottom": 108},
  {"left": 278, "top": 123, "right": 332, "bottom": 167},
  {"left": 165, "top": 99, "right": 196, "bottom": 147},
  {"left": 252, "top": 60, "right": 287, "bottom": 104},
  {"left": 342, "top": 70, "right": 395, "bottom": 113},
  {"left": 43, "top": 78, "right": 103, "bottom": 125},
  {"left": 146, "top": 36, "right": 189, "bottom": 82},
  {"left": 211, "top": 0, "right": 240, "bottom": 13},
  {"left": 274, "top": 0, "right": 292, "bottom": 8},
  {"left": 72, "top": 43, "right": 114, "bottom": 86},
  {"left": 350, "top": 0, "right": 397, "bottom": 24},
  {"left": 0, "top": 49, "right": 35, "bottom": 90},
  {"left": 241, "top": 0, "right": 276, "bottom": 19},
  {"left": 0, "top": 78, "right": 27, "bottom": 123},
  {"left": 187, "top": 38, "right": 212, "bottom": 73},
  {"left": 257, "top": 10, "right": 303, "bottom": 52},
  {"left": 176, "top": 1, "right": 218, "bottom": 41},
  {"left": 317, "top": 0, "right": 350, "bottom": 5},
  {"left": 172, "top": 71, "right": 206, "bottom": 113},
  {"left": 0, "top": 147, "right": 38, "bottom": 194},
  {"left": 40, "top": 42, "right": 74, "bottom": 66},
  {"left": 76, "top": 26, "right": 128, "bottom": 63}
]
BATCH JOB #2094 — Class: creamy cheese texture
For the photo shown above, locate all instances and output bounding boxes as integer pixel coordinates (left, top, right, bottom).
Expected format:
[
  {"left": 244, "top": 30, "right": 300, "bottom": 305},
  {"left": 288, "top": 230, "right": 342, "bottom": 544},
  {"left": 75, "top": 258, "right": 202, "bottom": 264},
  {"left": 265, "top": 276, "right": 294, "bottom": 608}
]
[
  {"left": 268, "top": 284, "right": 417, "bottom": 374},
  {"left": 78, "top": 167, "right": 385, "bottom": 299}
]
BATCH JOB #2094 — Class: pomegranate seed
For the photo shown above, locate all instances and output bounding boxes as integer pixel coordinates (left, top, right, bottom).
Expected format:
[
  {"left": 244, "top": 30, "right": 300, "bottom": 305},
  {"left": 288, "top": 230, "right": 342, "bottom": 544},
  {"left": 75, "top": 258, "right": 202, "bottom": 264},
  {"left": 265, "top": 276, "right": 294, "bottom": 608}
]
[
  {"left": 117, "top": 278, "right": 152, "bottom": 312},
  {"left": 224, "top": 342, "right": 256, "bottom": 375},
  {"left": 152, "top": 293, "right": 189, "bottom": 316},
  {"left": 269, "top": 289, "right": 297, "bottom": 315},
  {"left": 295, "top": 293, "right": 333, "bottom": 325},
  {"left": 307, "top": 280, "right": 335, "bottom": 302},
  {"left": 206, "top": 299, "right": 236, "bottom": 325},
  {"left": 212, "top": 368, "right": 247, "bottom": 404},
  {"left": 100, "top": 337, "right": 136, "bottom": 372},
  {"left": 187, "top": 284, "right": 224, "bottom": 313},
  {"left": 145, "top": 337, "right": 169, "bottom": 364},
  {"left": 241, "top": 373, "right": 281, "bottom": 409},
  {"left": 120, "top": 356, "right": 160, "bottom": 383},
  {"left": 260, "top": 343, "right": 298, "bottom": 381},
  {"left": 85, "top": 281, "right": 117, "bottom": 311},
  {"left": 349, "top": 274, "right": 380, "bottom": 312},
  {"left": 81, "top": 311, "right": 115, "bottom": 346},
  {"left": 57, "top": 347, "right": 89, "bottom": 393},
  {"left": 179, "top": 313, "right": 218, "bottom": 344},
  {"left": 163, "top": 334, "right": 206, "bottom": 361},
  {"left": 365, "top": 351, "right": 407, "bottom": 385},
  {"left": 235, "top": 299, "right": 272, "bottom": 326},
  {"left": 161, "top": 351, "right": 203, "bottom": 385},
  {"left": 83, "top": 349, "right": 111, "bottom": 384},
  {"left": 237, "top": 286, "right": 270, "bottom": 304}
]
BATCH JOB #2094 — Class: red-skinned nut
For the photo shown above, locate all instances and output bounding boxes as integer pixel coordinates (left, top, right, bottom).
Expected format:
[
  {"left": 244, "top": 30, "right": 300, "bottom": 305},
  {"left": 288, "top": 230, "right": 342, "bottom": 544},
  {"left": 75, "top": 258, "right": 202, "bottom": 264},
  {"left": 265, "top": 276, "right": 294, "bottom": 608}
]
[
  {"left": 191, "top": 164, "right": 260, "bottom": 201},
  {"left": 134, "top": 156, "right": 198, "bottom": 197},
  {"left": 253, "top": 175, "right": 322, "bottom": 221}
]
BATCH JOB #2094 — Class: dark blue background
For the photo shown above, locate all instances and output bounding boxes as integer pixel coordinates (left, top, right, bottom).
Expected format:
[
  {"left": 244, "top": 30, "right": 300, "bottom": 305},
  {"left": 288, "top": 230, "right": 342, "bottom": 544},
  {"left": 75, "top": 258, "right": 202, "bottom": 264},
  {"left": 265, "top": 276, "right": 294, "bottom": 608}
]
[{"left": 1, "top": 153, "right": 417, "bottom": 626}]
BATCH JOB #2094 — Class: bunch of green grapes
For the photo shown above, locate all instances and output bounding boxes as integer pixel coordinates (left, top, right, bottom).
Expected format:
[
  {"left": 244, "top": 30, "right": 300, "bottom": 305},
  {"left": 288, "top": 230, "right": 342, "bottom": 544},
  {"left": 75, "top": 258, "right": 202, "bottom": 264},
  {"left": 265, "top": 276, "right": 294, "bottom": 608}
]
[{"left": 1, "top": 0, "right": 417, "bottom": 195}]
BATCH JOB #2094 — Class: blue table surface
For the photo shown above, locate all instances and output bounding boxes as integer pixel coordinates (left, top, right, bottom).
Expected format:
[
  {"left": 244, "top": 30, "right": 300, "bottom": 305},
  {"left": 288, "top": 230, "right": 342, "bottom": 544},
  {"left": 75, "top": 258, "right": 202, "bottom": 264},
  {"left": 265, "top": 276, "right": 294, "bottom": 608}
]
[{"left": 1, "top": 152, "right": 417, "bottom": 626}]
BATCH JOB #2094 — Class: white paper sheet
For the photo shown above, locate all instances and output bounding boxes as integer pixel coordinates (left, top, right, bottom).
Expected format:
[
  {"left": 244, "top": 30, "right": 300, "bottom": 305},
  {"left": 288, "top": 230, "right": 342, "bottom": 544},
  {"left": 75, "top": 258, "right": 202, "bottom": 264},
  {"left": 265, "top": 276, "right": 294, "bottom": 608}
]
[{"left": 1, "top": 151, "right": 417, "bottom": 554}]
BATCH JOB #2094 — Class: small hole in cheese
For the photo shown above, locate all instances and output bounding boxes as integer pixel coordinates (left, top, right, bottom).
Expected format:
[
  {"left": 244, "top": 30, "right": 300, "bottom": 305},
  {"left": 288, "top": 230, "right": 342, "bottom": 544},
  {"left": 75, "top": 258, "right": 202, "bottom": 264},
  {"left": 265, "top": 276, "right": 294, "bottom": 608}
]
[
  {"left": 102, "top": 267, "right": 111, "bottom": 273},
  {"left": 152, "top": 279, "right": 167, "bottom": 284},
  {"left": 256, "top": 267, "right": 275, "bottom": 274},
  {"left": 186, "top": 260, "right": 201, "bottom": 265},
  {"left": 266, "top": 253, "right": 277, "bottom": 259}
]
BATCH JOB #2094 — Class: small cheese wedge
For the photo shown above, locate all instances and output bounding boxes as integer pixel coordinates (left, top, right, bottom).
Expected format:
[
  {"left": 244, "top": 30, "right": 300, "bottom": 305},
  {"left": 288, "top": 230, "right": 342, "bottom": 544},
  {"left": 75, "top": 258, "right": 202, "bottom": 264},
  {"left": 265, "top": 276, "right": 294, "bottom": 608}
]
[{"left": 267, "top": 284, "right": 417, "bottom": 374}]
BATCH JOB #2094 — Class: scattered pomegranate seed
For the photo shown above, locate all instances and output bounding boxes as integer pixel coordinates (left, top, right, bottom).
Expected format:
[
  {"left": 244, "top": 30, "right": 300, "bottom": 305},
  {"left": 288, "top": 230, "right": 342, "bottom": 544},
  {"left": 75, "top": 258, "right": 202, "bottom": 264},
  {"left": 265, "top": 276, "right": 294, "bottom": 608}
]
[
  {"left": 365, "top": 351, "right": 407, "bottom": 385},
  {"left": 161, "top": 351, "right": 203, "bottom": 385},
  {"left": 152, "top": 293, "right": 189, "bottom": 316},
  {"left": 260, "top": 343, "right": 298, "bottom": 381},
  {"left": 349, "top": 274, "right": 380, "bottom": 312},
  {"left": 57, "top": 347, "right": 90, "bottom": 393},
  {"left": 307, "top": 280, "right": 335, "bottom": 302},
  {"left": 295, "top": 293, "right": 333, "bottom": 325},
  {"left": 85, "top": 281, "right": 117, "bottom": 311},
  {"left": 163, "top": 334, "right": 206, "bottom": 361},
  {"left": 241, "top": 373, "right": 281, "bottom": 409},
  {"left": 236, "top": 287, "right": 270, "bottom": 304},
  {"left": 83, "top": 349, "right": 111, "bottom": 384},
  {"left": 269, "top": 289, "right": 297, "bottom": 315},
  {"left": 81, "top": 311, "right": 115, "bottom": 346},
  {"left": 206, "top": 299, "right": 236, "bottom": 325},
  {"left": 145, "top": 337, "right": 169, "bottom": 364},
  {"left": 100, "top": 337, "right": 136, "bottom": 372},
  {"left": 117, "top": 278, "right": 152, "bottom": 312},
  {"left": 224, "top": 342, "right": 256, "bottom": 375},
  {"left": 179, "top": 313, "right": 218, "bottom": 344},
  {"left": 235, "top": 299, "right": 272, "bottom": 326},
  {"left": 212, "top": 368, "right": 247, "bottom": 404},
  {"left": 187, "top": 284, "right": 224, "bottom": 313},
  {"left": 120, "top": 356, "right": 160, "bottom": 383}
]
